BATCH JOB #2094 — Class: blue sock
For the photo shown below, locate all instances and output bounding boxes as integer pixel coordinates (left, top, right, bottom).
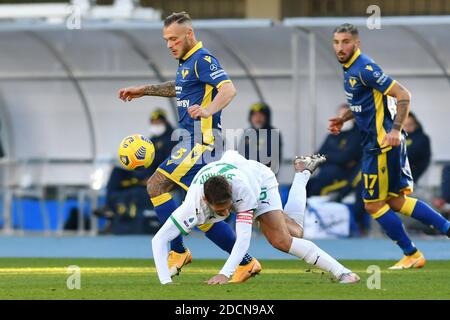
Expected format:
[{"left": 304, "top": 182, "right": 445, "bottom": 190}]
[
  {"left": 410, "top": 200, "right": 450, "bottom": 234},
  {"left": 152, "top": 194, "right": 186, "bottom": 254},
  {"left": 204, "top": 221, "right": 253, "bottom": 265},
  {"left": 375, "top": 206, "right": 417, "bottom": 256}
]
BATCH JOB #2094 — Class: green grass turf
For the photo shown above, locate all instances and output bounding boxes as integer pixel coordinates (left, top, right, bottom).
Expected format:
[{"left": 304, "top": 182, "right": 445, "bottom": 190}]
[{"left": 0, "top": 258, "right": 449, "bottom": 300}]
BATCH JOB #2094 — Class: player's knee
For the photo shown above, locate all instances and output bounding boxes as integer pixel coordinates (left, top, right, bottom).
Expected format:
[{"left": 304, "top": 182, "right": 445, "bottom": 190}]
[
  {"left": 364, "top": 201, "right": 386, "bottom": 215},
  {"left": 388, "top": 202, "right": 403, "bottom": 212},
  {"left": 146, "top": 171, "right": 170, "bottom": 198},
  {"left": 146, "top": 177, "right": 157, "bottom": 198},
  {"left": 285, "top": 216, "right": 303, "bottom": 238},
  {"left": 387, "top": 195, "right": 406, "bottom": 212},
  {"left": 289, "top": 226, "right": 303, "bottom": 238},
  {"left": 268, "top": 234, "right": 292, "bottom": 252}
]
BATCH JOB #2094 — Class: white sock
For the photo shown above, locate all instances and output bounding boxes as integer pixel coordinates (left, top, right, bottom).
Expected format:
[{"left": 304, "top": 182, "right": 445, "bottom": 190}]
[
  {"left": 288, "top": 237, "right": 351, "bottom": 279},
  {"left": 284, "top": 170, "right": 311, "bottom": 227}
]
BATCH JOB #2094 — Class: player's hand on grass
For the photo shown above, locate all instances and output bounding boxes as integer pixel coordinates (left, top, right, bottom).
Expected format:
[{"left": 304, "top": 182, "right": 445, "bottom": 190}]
[
  {"left": 188, "top": 105, "right": 211, "bottom": 119},
  {"left": 118, "top": 86, "right": 145, "bottom": 102},
  {"left": 382, "top": 129, "right": 401, "bottom": 147},
  {"left": 206, "top": 274, "right": 229, "bottom": 285},
  {"left": 328, "top": 117, "right": 344, "bottom": 135}
]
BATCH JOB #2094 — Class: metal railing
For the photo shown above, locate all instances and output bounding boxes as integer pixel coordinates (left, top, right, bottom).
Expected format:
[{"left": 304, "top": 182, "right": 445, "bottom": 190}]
[{"left": 0, "top": 157, "right": 112, "bottom": 236}]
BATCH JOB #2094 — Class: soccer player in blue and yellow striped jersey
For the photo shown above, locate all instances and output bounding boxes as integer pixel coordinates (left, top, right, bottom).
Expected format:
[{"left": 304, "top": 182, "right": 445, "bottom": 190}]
[{"left": 330, "top": 23, "right": 450, "bottom": 269}]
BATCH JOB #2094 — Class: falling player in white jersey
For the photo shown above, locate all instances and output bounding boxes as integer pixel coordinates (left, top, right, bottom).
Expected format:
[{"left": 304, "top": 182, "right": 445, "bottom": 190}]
[{"left": 152, "top": 150, "right": 360, "bottom": 285}]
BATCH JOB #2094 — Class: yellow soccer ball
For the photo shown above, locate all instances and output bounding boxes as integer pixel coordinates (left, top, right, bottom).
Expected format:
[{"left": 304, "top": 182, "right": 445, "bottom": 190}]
[{"left": 118, "top": 134, "right": 155, "bottom": 170}]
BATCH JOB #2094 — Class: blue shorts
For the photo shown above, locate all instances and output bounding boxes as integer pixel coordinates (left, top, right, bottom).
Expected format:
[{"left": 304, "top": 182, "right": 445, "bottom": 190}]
[
  {"left": 361, "top": 140, "right": 414, "bottom": 202},
  {"left": 157, "top": 142, "right": 221, "bottom": 190}
]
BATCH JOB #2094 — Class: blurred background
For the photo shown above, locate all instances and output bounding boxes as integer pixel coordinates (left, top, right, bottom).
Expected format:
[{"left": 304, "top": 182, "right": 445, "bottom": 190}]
[{"left": 0, "top": 0, "right": 449, "bottom": 258}]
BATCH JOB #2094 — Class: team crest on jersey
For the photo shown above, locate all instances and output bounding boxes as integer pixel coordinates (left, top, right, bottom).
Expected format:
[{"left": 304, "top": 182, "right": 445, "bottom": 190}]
[
  {"left": 182, "top": 69, "right": 189, "bottom": 79},
  {"left": 406, "top": 138, "right": 412, "bottom": 147},
  {"left": 203, "top": 56, "right": 212, "bottom": 63},
  {"left": 349, "top": 78, "right": 357, "bottom": 88},
  {"left": 365, "top": 65, "right": 373, "bottom": 71}
]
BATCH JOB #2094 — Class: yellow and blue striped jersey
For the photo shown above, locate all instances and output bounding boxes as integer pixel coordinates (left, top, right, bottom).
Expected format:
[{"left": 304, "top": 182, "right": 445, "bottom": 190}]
[
  {"left": 342, "top": 49, "right": 397, "bottom": 154},
  {"left": 175, "top": 41, "right": 232, "bottom": 146}
]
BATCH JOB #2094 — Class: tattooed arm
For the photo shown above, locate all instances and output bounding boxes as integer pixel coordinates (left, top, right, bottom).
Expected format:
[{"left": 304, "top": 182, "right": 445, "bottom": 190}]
[
  {"left": 387, "top": 81, "right": 411, "bottom": 130},
  {"left": 118, "top": 81, "right": 176, "bottom": 101},
  {"left": 382, "top": 81, "right": 411, "bottom": 147},
  {"left": 143, "top": 81, "right": 176, "bottom": 97}
]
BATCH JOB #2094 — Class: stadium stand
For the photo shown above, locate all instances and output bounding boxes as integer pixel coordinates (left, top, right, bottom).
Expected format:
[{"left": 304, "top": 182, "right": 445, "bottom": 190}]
[{"left": 1, "top": 7, "right": 450, "bottom": 235}]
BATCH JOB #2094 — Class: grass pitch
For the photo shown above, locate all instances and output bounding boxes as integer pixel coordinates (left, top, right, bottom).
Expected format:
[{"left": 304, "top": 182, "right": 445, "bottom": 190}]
[{"left": 0, "top": 258, "right": 449, "bottom": 300}]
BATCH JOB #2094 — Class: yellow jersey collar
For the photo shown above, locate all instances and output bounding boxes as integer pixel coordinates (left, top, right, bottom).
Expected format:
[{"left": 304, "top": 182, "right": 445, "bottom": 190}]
[
  {"left": 343, "top": 48, "right": 361, "bottom": 68},
  {"left": 181, "top": 41, "right": 203, "bottom": 61}
]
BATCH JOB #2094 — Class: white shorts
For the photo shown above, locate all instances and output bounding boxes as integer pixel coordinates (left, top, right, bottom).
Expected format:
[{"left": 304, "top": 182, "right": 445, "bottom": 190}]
[{"left": 254, "top": 174, "right": 283, "bottom": 218}]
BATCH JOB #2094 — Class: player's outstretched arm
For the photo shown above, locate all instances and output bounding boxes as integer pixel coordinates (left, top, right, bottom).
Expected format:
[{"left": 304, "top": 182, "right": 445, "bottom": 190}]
[
  {"left": 382, "top": 81, "right": 411, "bottom": 147},
  {"left": 206, "top": 210, "right": 253, "bottom": 285},
  {"left": 188, "top": 82, "right": 237, "bottom": 119},
  {"left": 328, "top": 108, "right": 354, "bottom": 135},
  {"left": 151, "top": 218, "right": 182, "bottom": 284},
  {"left": 118, "top": 81, "right": 176, "bottom": 102}
]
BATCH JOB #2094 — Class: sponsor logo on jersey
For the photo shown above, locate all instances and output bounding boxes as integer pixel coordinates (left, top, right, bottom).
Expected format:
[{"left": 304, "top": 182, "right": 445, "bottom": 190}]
[
  {"left": 376, "top": 73, "right": 388, "bottom": 85},
  {"left": 177, "top": 99, "right": 190, "bottom": 108},
  {"left": 210, "top": 69, "right": 227, "bottom": 80},
  {"left": 350, "top": 105, "right": 362, "bottom": 112}
]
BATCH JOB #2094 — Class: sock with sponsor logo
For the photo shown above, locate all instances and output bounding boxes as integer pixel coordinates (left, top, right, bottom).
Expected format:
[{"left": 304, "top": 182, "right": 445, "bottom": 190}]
[{"left": 288, "top": 237, "right": 351, "bottom": 279}]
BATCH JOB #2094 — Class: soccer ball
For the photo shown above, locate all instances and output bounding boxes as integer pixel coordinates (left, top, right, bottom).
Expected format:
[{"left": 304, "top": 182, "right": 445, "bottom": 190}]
[{"left": 118, "top": 134, "right": 155, "bottom": 170}]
